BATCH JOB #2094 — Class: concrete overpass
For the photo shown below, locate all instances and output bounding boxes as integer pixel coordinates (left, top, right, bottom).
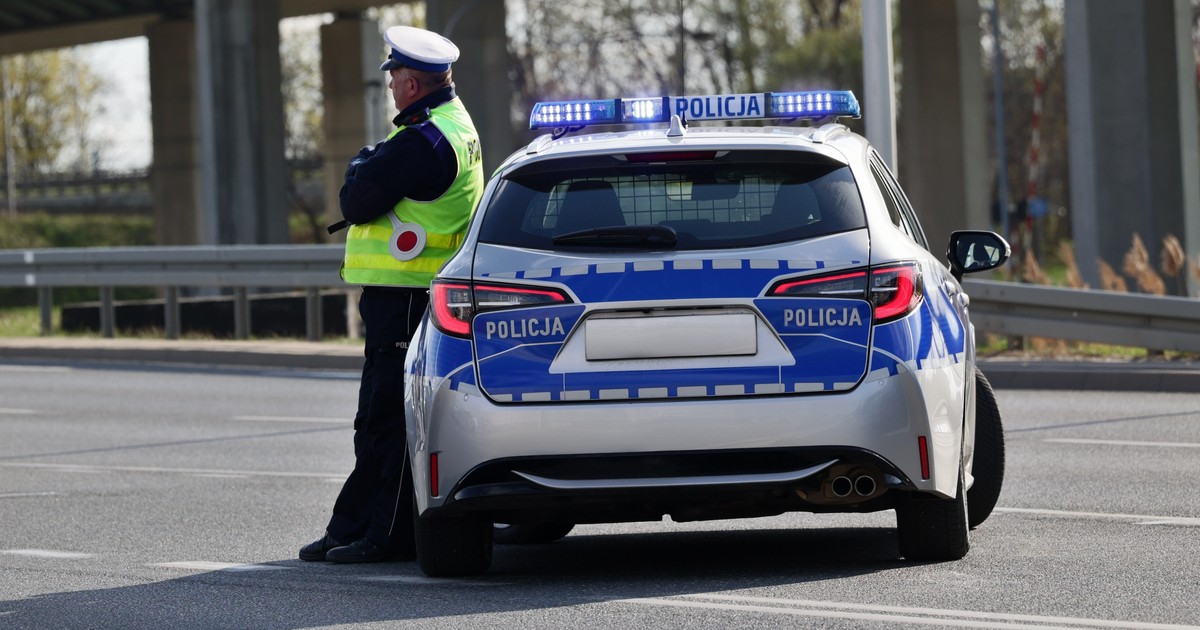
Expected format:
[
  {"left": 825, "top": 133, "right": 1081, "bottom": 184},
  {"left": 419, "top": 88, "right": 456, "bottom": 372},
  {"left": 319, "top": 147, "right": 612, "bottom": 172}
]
[
  {"left": 0, "top": 1, "right": 1196, "bottom": 295},
  {"left": 0, "top": 0, "right": 511, "bottom": 248}
]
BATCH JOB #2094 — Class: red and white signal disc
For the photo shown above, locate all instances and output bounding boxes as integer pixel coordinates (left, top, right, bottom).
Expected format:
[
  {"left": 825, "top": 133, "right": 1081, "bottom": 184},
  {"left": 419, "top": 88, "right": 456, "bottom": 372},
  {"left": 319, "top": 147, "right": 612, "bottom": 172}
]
[{"left": 389, "top": 222, "right": 427, "bottom": 261}]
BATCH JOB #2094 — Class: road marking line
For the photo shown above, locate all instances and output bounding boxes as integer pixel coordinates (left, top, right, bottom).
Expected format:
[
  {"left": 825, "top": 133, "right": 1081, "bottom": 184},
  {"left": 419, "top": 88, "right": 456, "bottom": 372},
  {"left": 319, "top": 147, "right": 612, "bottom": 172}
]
[
  {"left": 686, "top": 594, "right": 1194, "bottom": 628},
  {"left": 623, "top": 594, "right": 1200, "bottom": 630},
  {"left": 358, "top": 576, "right": 507, "bottom": 586},
  {"left": 995, "top": 507, "right": 1200, "bottom": 527},
  {"left": 153, "top": 561, "right": 292, "bottom": 572},
  {"left": 0, "top": 366, "right": 71, "bottom": 373},
  {"left": 232, "top": 415, "right": 348, "bottom": 424},
  {"left": 1044, "top": 438, "right": 1200, "bottom": 449},
  {"left": 0, "top": 408, "right": 38, "bottom": 415},
  {"left": 0, "top": 462, "right": 344, "bottom": 480},
  {"left": 0, "top": 492, "right": 60, "bottom": 499},
  {"left": 1, "top": 549, "right": 93, "bottom": 559}
]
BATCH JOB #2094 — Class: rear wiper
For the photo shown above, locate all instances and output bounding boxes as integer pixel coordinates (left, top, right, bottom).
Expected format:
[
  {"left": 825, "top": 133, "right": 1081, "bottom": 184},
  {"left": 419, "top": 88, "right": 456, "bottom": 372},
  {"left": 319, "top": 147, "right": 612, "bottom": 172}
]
[{"left": 553, "top": 225, "right": 678, "bottom": 248}]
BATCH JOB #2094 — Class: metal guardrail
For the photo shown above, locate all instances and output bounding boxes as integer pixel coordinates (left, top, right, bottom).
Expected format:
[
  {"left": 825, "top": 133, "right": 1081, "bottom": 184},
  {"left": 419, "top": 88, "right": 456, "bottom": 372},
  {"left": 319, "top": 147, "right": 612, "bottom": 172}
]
[
  {"left": 0, "top": 245, "right": 347, "bottom": 341},
  {"left": 2, "top": 245, "right": 1200, "bottom": 351},
  {"left": 962, "top": 279, "right": 1200, "bottom": 353}
]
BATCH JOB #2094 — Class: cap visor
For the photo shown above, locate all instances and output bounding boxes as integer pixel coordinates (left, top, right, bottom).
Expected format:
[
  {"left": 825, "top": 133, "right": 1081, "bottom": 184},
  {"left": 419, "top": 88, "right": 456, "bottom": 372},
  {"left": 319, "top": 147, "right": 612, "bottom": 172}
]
[{"left": 379, "top": 58, "right": 402, "bottom": 71}]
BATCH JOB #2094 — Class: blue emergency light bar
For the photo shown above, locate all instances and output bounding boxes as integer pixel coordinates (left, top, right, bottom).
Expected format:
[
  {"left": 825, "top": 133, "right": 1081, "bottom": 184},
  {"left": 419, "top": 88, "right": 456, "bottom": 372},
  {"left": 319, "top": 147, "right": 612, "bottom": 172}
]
[{"left": 528, "top": 91, "right": 860, "bottom": 130}]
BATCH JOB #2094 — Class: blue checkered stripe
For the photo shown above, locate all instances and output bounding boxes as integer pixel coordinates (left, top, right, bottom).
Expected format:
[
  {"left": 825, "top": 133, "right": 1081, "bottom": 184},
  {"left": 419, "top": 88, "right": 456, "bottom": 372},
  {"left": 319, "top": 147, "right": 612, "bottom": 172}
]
[
  {"left": 865, "top": 279, "right": 968, "bottom": 382},
  {"left": 458, "top": 258, "right": 875, "bottom": 402},
  {"left": 481, "top": 258, "right": 862, "bottom": 301}
]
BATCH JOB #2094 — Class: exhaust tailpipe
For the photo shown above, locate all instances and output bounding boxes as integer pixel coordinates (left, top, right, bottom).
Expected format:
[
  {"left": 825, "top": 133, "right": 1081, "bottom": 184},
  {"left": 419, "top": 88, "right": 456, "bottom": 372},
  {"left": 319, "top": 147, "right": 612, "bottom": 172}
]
[
  {"left": 830, "top": 476, "right": 853, "bottom": 497},
  {"left": 854, "top": 475, "right": 877, "bottom": 497}
]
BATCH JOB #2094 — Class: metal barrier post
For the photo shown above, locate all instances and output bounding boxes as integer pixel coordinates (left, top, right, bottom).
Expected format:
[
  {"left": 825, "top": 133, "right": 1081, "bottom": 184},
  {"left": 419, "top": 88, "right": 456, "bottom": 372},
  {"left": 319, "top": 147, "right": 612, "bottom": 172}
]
[
  {"left": 345, "top": 289, "right": 360, "bottom": 340},
  {"left": 305, "top": 288, "right": 322, "bottom": 342},
  {"left": 233, "top": 288, "right": 250, "bottom": 339},
  {"left": 164, "top": 287, "right": 181, "bottom": 339},
  {"left": 37, "top": 286, "right": 53, "bottom": 335},
  {"left": 99, "top": 287, "right": 115, "bottom": 338}
]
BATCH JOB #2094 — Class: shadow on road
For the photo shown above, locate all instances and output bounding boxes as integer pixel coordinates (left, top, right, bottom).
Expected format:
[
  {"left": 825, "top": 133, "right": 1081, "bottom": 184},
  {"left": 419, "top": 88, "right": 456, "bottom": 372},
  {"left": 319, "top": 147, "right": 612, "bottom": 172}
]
[{"left": 0, "top": 525, "right": 909, "bottom": 628}]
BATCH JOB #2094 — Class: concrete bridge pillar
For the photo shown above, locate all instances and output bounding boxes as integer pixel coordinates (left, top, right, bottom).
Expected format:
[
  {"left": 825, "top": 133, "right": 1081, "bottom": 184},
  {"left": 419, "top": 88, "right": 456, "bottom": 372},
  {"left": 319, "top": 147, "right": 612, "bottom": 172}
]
[
  {"left": 896, "top": 0, "right": 989, "bottom": 254},
  {"left": 194, "top": 0, "right": 289, "bottom": 245},
  {"left": 1065, "top": 0, "right": 1200, "bottom": 295},
  {"left": 147, "top": 18, "right": 201, "bottom": 246},
  {"left": 425, "top": 0, "right": 515, "bottom": 176},
  {"left": 320, "top": 12, "right": 383, "bottom": 234}
]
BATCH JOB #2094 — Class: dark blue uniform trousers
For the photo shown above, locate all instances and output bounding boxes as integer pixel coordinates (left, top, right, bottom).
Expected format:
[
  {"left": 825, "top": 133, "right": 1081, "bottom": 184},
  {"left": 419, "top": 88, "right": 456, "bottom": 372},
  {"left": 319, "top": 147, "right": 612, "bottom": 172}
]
[{"left": 325, "top": 286, "right": 428, "bottom": 553}]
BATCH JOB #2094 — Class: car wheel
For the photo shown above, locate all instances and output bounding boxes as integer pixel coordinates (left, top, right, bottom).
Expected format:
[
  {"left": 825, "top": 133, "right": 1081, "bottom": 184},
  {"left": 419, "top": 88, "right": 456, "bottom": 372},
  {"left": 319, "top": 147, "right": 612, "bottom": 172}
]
[
  {"left": 414, "top": 504, "right": 493, "bottom": 577},
  {"left": 493, "top": 522, "right": 575, "bottom": 545},
  {"left": 968, "top": 367, "right": 1005, "bottom": 529},
  {"left": 896, "top": 456, "right": 970, "bottom": 561}
]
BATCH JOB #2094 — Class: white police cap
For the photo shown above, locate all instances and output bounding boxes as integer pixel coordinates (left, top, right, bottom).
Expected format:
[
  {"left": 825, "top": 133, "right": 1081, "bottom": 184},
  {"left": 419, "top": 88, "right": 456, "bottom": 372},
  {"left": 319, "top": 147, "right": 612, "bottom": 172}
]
[{"left": 379, "top": 25, "right": 459, "bottom": 73}]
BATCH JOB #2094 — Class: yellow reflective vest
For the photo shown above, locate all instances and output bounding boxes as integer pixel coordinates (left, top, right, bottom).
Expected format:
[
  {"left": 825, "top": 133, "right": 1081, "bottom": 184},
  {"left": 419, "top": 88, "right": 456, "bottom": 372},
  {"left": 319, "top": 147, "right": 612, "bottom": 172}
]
[{"left": 341, "top": 98, "right": 484, "bottom": 287}]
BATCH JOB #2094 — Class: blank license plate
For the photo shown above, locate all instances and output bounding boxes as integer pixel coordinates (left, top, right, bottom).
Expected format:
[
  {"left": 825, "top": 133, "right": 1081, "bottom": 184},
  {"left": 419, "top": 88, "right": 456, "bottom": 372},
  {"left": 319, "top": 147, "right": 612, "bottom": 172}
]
[{"left": 584, "top": 313, "right": 757, "bottom": 360}]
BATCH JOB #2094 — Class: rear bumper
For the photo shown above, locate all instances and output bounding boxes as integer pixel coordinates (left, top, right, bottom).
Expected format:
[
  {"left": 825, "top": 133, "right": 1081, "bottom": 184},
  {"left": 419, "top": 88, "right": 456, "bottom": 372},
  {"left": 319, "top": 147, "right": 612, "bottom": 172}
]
[
  {"left": 406, "top": 358, "right": 968, "bottom": 516},
  {"left": 430, "top": 446, "right": 915, "bottom": 523}
]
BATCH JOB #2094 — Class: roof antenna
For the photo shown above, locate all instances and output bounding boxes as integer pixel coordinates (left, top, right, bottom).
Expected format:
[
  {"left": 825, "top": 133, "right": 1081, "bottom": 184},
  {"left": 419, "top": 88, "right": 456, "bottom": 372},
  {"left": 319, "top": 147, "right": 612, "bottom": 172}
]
[{"left": 666, "top": 114, "right": 687, "bottom": 138}]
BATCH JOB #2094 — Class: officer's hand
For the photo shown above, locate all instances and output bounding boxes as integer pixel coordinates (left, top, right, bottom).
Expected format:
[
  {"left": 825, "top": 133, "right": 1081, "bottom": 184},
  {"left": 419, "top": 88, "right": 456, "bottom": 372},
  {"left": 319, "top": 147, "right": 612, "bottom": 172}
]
[{"left": 345, "top": 144, "right": 377, "bottom": 177}]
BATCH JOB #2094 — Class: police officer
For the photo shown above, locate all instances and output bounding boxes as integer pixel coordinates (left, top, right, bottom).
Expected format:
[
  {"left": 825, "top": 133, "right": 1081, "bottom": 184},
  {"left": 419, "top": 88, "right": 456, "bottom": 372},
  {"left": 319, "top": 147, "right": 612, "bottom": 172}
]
[{"left": 300, "top": 25, "right": 484, "bottom": 564}]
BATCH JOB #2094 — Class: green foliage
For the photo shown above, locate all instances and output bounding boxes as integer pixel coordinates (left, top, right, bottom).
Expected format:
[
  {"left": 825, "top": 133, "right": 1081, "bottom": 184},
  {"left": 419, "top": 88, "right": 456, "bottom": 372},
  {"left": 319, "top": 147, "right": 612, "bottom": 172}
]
[
  {"left": 289, "top": 211, "right": 327, "bottom": 244},
  {"left": 2, "top": 50, "right": 104, "bottom": 173},
  {"left": 0, "top": 305, "right": 47, "bottom": 336},
  {"left": 0, "top": 212, "right": 153, "bottom": 249},
  {"left": 771, "top": 28, "right": 864, "bottom": 97},
  {"left": 0, "top": 213, "right": 154, "bottom": 307}
]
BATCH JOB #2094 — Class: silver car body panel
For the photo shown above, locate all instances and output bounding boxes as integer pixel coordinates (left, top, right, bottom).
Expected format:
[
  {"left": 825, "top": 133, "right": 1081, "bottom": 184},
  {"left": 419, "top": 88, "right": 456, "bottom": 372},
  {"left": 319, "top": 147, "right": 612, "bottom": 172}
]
[
  {"left": 512, "top": 460, "right": 838, "bottom": 490},
  {"left": 406, "top": 123, "right": 975, "bottom": 519},
  {"left": 406, "top": 336, "right": 965, "bottom": 514}
]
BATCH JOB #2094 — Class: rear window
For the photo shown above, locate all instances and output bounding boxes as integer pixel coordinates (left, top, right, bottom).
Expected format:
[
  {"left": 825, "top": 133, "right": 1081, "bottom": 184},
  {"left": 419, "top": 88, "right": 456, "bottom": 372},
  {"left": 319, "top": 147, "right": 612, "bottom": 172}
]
[{"left": 478, "top": 151, "right": 866, "bottom": 250}]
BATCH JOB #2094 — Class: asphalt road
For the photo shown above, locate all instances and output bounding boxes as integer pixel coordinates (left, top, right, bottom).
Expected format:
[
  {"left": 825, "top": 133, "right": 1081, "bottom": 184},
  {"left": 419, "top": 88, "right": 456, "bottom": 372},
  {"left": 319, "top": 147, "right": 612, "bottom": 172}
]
[{"left": 1, "top": 361, "right": 1198, "bottom": 629}]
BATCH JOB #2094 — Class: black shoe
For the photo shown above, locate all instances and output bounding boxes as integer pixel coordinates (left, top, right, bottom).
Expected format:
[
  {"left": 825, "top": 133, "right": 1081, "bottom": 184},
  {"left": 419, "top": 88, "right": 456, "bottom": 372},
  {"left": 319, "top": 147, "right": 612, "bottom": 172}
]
[
  {"left": 298, "top": 533, "right": 342, "bottom": 562},
  {"left": 326, "top": 538, "right": 394, "bottom": 564}
]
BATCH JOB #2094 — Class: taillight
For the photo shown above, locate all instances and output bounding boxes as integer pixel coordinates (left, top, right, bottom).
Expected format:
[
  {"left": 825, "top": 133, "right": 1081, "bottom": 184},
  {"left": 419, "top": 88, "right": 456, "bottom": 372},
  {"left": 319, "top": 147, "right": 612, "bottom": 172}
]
[
  {"left": 869, "top": 265, "right": 922, "bottom": 323},
  {"left": 431, "top": 282, "right": 473, "bottom": 336},
  {"left": 772, "top": 271, "right": 868, "bottom": 298},
  {"left": 430, "top": 280, "right": 570, "bottom": 338},
  {"left": 769, "top": 264, "right": 922, "bottom": 323}
]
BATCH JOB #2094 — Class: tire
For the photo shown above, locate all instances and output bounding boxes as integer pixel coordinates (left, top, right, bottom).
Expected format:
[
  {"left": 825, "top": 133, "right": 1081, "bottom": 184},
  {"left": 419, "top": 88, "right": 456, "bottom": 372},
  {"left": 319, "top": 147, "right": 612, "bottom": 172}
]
[
  {"left": 493, "top": 522, "right": 575, "bottom": 545},
  {"left": 896, "top": 458, "right": 970, "bottom": 561},
  {"left": 415, "top": 509, "right": 493, "bottom": 577},
  {"left": 968, "top": 367, "right": 1005, "bottom": 529}
]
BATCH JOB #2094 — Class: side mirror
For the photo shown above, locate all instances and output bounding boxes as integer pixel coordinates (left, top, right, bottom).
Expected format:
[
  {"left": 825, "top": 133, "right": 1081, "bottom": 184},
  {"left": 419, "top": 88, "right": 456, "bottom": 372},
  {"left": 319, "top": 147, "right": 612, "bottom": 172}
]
[{"left": 947, "top": 230, "right": 1010, "bottom": 281}]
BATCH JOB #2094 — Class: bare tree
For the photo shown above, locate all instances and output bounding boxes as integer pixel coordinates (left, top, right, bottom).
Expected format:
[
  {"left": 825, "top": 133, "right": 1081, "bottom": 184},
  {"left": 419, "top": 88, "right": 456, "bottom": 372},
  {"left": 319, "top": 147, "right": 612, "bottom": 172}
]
[{"left": 506, "top": 0, "right": 860, "bottom": 137}]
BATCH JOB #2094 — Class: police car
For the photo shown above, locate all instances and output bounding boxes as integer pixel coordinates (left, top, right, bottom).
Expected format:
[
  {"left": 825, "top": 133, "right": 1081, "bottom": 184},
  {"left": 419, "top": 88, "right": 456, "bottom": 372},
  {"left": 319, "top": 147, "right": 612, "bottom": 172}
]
[{"left": 404, "top": 90, "right": 1010, "bottom": 576}]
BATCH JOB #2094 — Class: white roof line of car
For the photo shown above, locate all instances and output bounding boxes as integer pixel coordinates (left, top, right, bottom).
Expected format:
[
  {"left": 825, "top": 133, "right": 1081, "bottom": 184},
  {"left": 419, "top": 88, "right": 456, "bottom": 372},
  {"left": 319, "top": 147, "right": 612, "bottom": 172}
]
[{"left": 498, "top": 123, "right": 863, "bottom": 175}]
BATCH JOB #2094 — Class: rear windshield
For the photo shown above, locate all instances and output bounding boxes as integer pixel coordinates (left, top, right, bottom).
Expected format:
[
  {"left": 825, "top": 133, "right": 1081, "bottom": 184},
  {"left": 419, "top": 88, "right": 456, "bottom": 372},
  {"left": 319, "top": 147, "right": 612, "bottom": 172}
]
[{"left": 478, "top": 151, "right": 866, "bottom": 250}]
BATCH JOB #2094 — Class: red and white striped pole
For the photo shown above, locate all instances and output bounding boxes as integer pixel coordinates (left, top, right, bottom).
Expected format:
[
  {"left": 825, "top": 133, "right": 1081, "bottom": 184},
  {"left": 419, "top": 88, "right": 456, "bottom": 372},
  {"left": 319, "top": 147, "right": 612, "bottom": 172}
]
[
  {"left": 1023, "top": 43, "right": 1046, "bottom": 262},
  {"left": 1025, "top": 45, "right": 1044, "bottom": 206}
]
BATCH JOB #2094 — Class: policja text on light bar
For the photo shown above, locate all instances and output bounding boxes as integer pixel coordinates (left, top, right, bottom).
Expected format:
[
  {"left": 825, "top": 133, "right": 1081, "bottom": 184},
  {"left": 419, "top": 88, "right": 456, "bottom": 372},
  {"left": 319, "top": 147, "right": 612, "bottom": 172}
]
[{"left": 528, "top": 90, "right": 861, "bottom": 131}]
